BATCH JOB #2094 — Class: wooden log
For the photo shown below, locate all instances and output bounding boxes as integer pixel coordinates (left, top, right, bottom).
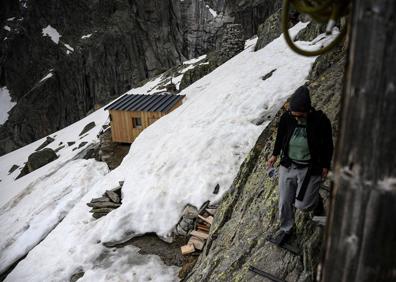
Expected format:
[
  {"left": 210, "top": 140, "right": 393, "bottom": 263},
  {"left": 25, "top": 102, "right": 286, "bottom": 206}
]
[
  {"left": 321, "top": 1, "right": 396, "bottom": 281},
  {"left": 181, "top": 244, "right": 195, "bottom": 255},
  {"left": 196, "top": 223, "right": 210, "bottom": 232},
  {"left": 190, "top": 230, "right": 209, "bottom": 240},
  {"left": 198, "top": 215, "right": 213, "bottom": 225},
  {"left": 188, "top": 236, "right": 205, "bottom": 251}
]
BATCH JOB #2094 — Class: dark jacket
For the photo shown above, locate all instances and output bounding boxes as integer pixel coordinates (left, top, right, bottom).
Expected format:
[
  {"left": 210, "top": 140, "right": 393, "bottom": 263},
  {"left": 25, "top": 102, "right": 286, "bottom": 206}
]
[{"left": 272, "top": 109, "right": 334, "bottom": 175}]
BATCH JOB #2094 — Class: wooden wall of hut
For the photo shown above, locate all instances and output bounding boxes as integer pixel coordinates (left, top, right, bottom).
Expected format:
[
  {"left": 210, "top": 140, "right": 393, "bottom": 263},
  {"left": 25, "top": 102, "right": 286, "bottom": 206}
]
[{"left": 109, "top": 100, "right": 183, "bottom": 143}]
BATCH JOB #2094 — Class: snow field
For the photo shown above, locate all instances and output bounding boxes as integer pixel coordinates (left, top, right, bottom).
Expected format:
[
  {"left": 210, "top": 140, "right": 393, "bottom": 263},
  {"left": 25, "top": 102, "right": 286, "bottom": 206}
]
[
  {"left": 0, "top": 159, "right": 109, "bottom": 274},
  {"left": 1, "top": 22, "right": 339, "bottom": 281}
]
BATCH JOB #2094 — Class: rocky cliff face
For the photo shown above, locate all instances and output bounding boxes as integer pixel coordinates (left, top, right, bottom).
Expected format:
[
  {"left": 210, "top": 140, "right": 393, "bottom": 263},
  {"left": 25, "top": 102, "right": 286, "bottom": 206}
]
[
  {"left": 0, "top": 0, "right": 283, "bottom": 156},
  {"left": 183, "top": 26, "right": 346, "bottom": 281},
  {"left": 0, "top": 0, "right": 188, "bottom": 155}
]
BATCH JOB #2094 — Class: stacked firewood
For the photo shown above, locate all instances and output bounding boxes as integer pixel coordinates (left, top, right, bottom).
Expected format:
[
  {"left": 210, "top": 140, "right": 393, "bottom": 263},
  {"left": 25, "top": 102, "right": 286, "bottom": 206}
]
[
  {"left": 181, "top": 203, "right": 217, "bottom": 255},
  {"left": 87, "top": 181, "right": 124, "bottom": 219}
]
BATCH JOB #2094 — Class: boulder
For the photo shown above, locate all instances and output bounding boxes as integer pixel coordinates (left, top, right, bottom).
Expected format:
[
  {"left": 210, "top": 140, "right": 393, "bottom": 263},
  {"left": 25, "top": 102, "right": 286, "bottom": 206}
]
[
  {"left": 255, "top": 9, "right": 296, "bottom": 51},
  {"left": 183, "top": 204, "right": 199, "bottom": 220},
  {"left": 35, "top": 136, "right": 55, "bottom": 151},
  {"left": 215, "top": 24, "right": 245, "bottom": 66},
  {"left": 27, "top": 148, "right": 58, "bottom": 171},
  {"left": 79, "top": 122, "right": 96, "bottom": 136},
  {"left": 8, "top": 164, "right": 19, "bottom": 174}
]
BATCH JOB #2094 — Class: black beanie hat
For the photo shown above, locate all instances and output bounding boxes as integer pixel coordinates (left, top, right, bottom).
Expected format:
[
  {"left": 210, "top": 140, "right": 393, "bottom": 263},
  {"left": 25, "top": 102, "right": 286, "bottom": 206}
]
[{"left": 289, "top": 86, "right": 311, "bottom": 112}]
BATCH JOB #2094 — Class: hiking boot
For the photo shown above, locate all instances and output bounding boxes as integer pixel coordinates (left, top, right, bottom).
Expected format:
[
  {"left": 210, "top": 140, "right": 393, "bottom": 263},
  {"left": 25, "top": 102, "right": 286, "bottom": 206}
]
[
  {"left": 312, "top": 196, "right": 325, "bottom": 217},
  {"left": 268, "top": 229, "right": 291, "bottom": 245}
]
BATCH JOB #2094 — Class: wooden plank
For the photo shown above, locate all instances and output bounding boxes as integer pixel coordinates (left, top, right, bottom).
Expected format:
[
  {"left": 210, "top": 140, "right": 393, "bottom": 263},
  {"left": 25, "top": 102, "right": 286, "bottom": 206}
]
[
  {"left": 190, "top": 230, "right": 209, "bottom": 240},
  {"left": 205, "top": 208, "right": 217, "bottom": 215},
  {"left": 188, "top": 236, "right": 205, "bottom": 250},
  {"left": 198, "top": 215, "right": 213, "bottom": 225},
  {"left": 197, "top": 222, "right": 210, "bottom": 231},
  {"left": 181, "top": 244, "right": 195, "bottom": 255}
]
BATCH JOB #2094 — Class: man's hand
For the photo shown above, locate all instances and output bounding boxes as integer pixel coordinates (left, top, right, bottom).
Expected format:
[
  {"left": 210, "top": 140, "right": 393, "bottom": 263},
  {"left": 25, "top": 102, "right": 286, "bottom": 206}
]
[
  {"left": 322, "top": 168, "right": 329, "bottom": 179},
  {"left": 267, "top": 155, "right": 278, "bottom": 168}
]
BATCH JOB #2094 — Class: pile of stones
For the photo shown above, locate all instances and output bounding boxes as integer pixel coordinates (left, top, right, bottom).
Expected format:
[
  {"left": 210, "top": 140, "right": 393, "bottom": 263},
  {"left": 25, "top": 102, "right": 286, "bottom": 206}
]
[{"left": 87, "top": 181, "right": 124, "bottom": 219}]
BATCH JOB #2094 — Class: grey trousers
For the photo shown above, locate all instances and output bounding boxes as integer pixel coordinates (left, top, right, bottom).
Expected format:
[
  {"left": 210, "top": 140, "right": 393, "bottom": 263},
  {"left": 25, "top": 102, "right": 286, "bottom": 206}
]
[{"left": 279, "top": 164, "right": 322, "bottom": 233}]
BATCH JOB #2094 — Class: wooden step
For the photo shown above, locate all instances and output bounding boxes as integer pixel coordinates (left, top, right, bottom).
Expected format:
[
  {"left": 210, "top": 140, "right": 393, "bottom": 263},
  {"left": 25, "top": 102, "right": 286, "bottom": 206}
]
[
  {"left": 181, "top": 244, "right": 195, "bottom": 255},
  {"left": 190, "top": 230, "right": 209, "bottom": 240},
  {"left": 198, "top": 215, "right": 213, "bottom": 225},
  {"left": 188, "top": 236, "right": 205, "bottom": 251}
]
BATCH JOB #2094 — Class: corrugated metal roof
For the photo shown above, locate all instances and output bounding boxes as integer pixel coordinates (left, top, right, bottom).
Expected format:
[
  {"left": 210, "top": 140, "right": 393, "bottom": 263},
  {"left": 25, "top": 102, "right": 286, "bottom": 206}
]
[{"left": 104, "top": 94, "right": 185, "bottom": 112}]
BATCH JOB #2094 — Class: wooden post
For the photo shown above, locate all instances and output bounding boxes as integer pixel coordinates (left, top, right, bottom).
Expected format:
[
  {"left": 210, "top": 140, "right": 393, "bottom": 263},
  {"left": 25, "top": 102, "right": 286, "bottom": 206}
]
[{"left": 321, "top": 0, "right": 396, "bottom": 281}]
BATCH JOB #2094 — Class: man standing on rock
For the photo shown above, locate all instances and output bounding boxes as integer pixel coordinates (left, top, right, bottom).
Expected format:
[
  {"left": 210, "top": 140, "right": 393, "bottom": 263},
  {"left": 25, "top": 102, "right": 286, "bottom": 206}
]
[{"left": 266, "top": 85, "right": 333, "bottom": 245}]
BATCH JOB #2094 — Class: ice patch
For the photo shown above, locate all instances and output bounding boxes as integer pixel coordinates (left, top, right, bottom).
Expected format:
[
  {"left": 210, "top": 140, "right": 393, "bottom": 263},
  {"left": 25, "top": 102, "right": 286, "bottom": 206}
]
[
  {"left": 42, "top": 25, "right": 61, "bottom": 44},
  {"left": 64, "top": 43, "right": 74, "bottom": 54},
  {"left": 39, "top": 71, "right": 54, "bottom": 83},
  {"left": 206, "top": 5, "right": 217, "bottom": 17},
  {"left": 7, "top": 17, "right": 16, "bottom": 21},
  {"left": 0, "top": 87, "right": 16, "bottom": 125},
  {"left": 81, "top": 34, "right": 92, "bottom": 39},
  {"left": 183, "top": 54, "right": 207, "bottom": 65},
  {"left": 3, "top": 26, "right": 11, "bottom": 31}
]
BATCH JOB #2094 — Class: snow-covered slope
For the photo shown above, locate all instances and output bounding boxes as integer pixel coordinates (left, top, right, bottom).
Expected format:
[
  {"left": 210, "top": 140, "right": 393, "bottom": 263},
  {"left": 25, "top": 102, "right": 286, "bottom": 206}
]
[
  {"left": 1, "top": 23, "right": 336, "bottom": 281},
  {"left": 0, "top": 87, "right": 16, "bottom": 125}
]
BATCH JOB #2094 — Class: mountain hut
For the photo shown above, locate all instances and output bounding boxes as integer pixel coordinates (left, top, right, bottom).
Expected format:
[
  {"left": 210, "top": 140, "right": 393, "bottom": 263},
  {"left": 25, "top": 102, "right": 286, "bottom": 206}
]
[{"left": 104, "top": 94, "right": 185, "bottom": 143}]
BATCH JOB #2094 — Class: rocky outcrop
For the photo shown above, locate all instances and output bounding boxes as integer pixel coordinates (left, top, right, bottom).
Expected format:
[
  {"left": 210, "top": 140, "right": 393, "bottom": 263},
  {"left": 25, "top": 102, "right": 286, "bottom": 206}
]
[
  {"left": 0, "top": 0, "right": 187, "bottom": 155},
  {"left": 184, "top": 42, "right": 346, "bottom": 281},
  {"left": 87, "top": 182, "right": 123, "bottom": 219},
  {"left": 223, "top": 0, "right": 282, "bottom": 38},
  {"left": 0, "top": 0, "right": 284, "bottom": 156},
  {"left": 214, "top": 24, "right": 245, "bottom": 65},
  {"left": 17, "top": 148, "right": 58, "bottom": 179},
  {"left": 180, "top": 23, "right": 245, "bottom": 90},
  {"left": 255, "top": 9, "right": 299, "bottom": 51}
]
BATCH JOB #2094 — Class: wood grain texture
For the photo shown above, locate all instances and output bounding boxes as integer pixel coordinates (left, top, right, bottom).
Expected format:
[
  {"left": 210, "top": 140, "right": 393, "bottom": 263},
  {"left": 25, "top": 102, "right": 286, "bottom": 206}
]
[
  {"left": 109, "top": 104, "right": 177, "bottom": 143},
  {"left": 322, "top": 0, "right": 396, "bottom": 281}
]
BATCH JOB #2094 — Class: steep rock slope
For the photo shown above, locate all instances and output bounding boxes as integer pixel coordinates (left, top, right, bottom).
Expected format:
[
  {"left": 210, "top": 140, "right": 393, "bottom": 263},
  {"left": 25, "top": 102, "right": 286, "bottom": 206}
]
[{"left": 185, "top": 45, "right": 345, "bottom": 281}]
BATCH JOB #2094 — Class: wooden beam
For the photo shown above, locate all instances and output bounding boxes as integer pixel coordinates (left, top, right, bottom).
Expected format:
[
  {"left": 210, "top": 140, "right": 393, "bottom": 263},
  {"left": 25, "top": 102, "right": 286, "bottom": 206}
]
[{"left": 321, "top": 1, "right": 396, "bottom": 281}]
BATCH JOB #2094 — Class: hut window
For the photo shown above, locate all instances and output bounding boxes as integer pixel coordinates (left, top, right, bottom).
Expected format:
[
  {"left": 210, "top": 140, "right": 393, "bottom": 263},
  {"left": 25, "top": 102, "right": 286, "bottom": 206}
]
[{"left": 132, "top": 117, "right": 142, "bottom": 128}]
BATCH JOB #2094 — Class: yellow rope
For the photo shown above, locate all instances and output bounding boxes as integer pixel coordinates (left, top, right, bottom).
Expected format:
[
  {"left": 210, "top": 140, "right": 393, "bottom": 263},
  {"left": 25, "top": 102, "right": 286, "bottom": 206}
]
[{"left": 281, "top": 0, "right": 349, "bottom": 56}]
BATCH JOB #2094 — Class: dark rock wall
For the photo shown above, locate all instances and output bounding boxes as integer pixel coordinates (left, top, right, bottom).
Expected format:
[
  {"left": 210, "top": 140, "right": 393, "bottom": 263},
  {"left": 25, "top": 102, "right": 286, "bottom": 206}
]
[
  {"left": 184, "top": 39, "right": 346, "bottom": 281},
  {"left": 0, "top": 0, "right": 282, "bottom": 155},
  {"left": 0, "top": 0, "right": 184, "bottom": 155},
  {"left": 224, "top": 0, "right": 282, "bottom": 38}
]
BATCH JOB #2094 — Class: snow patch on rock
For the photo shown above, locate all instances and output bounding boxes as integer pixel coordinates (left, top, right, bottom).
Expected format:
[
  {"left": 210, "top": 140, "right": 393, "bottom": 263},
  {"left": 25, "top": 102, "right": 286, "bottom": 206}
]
[
  {"left": 0, "top": 87, "right": 16, "bottom": 125},
  {"left": 42, "top": 25, "right": 61, "bottom": 44}
]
